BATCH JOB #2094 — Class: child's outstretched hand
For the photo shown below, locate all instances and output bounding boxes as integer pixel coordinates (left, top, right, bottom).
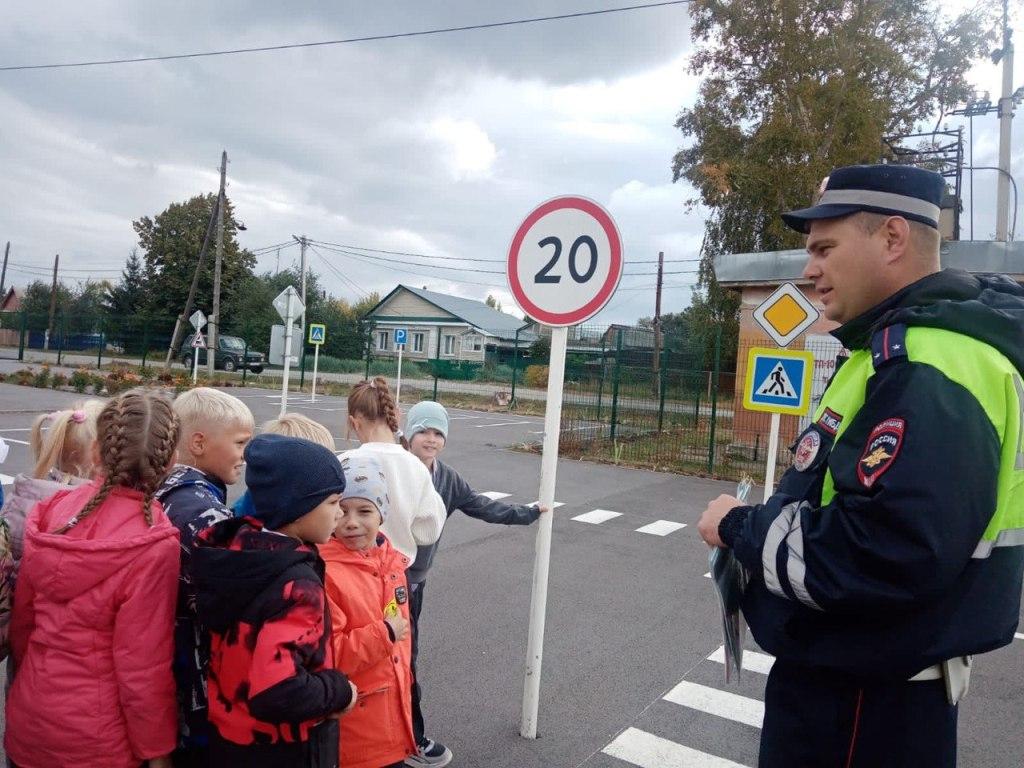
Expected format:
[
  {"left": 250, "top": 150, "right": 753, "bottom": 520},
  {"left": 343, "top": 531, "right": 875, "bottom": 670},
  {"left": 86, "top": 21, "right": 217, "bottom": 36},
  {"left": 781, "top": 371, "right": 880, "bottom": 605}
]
[
  {"left": 343, "top": 681, "right": 359, "bottom": 713},
  {"left": 538, "top": 505, "right": 551, "bottom": 514},
  {"left": 148, "top": 757, "right": 172, "bottom": 768},
  {"left": 386, "top": 612, "right": 410, "bottom": 642}
]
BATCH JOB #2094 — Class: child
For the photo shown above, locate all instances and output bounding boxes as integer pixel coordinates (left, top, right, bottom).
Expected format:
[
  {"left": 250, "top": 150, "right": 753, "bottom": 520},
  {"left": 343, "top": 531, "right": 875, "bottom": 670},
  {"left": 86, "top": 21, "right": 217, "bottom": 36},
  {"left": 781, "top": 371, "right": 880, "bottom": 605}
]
[
  {"left": 156, "top": 387, "right": 255, "bottom": 766},
  {"left": 342, "top": 381, "right": 448, "bottom": 765},
  {"left": 193, "top": 434, "right": 356, "bottom": 767},
  {"left": 321, "top": 455, "right": 416, "bottom": 768},
  {"left": 403, "top": 400, "right": 547, "bottom": 763},
  {"left": 232, "top": 413, "right": 335, "bottom": 518},
  {"left": 4, "top": 389, "right": 181, "bottom": 768},
  {"left": 0, "top": 401, "right": 103, "bottom": 660},
  {"left": 340, "top": 378, "right": 445, "bottom": 569}
]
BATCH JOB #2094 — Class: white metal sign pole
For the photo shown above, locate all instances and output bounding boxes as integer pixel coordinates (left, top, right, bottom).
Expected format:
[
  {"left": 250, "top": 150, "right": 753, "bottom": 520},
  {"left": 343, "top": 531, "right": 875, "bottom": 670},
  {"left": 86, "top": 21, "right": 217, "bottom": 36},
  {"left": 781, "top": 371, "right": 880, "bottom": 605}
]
[
  {"left": 395, "top": 344, "right": 404, "bottom": 404},
  {"left": 192, "top": 346, "right": 200, "bottom": 384},
  {"left": 311, "top": 343, "right": 320, "bottom": 403},
  {"left": 280, "top": 302, "right": 294, "bottom": 417},
  {"left": 521, "top": 324, "right": 568, "bottom": 739},
  {"left": 763, "top": 412, "right": 781, "bottom": 503}
]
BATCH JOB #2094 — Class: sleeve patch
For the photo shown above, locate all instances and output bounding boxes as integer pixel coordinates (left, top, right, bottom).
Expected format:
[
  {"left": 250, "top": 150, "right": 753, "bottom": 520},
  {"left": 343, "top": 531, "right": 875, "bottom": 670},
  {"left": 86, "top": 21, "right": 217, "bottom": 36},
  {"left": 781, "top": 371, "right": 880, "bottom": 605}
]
[{"left": 857, "top": 418, "right": 905, "bottom": 488}]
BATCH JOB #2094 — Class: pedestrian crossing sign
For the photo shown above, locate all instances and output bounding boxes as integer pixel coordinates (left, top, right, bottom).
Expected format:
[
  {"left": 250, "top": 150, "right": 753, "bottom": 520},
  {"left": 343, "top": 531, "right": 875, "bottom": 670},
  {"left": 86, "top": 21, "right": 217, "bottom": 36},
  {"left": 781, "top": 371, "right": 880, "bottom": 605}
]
[
  {"left": 308, "top": 323, "right": 326, "bottom": 345},
  {"left": 743, "top": 347, "right": 814, "bottom": 415},
  {"left": 191, "top": 332, "right": 207, "bottom": 350}
]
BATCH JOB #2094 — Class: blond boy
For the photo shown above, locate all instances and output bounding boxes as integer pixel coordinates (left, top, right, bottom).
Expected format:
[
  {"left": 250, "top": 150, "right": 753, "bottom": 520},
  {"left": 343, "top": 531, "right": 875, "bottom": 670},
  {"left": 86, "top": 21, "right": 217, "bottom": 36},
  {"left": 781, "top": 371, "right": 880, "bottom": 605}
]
[{"left": 155, "top": 387, "right": 254, "bottom": 766}]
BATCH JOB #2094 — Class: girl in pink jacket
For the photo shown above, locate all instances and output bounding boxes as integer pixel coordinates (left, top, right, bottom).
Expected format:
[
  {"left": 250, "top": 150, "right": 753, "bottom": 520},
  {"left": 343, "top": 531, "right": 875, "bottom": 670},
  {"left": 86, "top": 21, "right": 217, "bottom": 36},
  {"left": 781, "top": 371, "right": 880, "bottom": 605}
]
[{"left": 5, "top": 389, "right": 182, "bottom": 768}]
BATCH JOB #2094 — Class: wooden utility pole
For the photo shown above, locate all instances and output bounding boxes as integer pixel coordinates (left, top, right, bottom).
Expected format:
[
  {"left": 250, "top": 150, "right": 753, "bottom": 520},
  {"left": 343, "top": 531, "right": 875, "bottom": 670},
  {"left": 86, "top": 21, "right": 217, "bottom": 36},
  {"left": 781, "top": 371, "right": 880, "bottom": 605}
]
[
  {"left": 208, "top": 150, "right": 227, "bottom": 376},
  {"left": 995, "top": 0, "right": 1014, "bottom": 241},
  {"left": 45, "top": 254, "right": 59, "bottom": 351},
  {"left": 652, "top": 250, "right": 664, "bottom": 394},
  {"left": 0, "top": 241, "right": 10, "bottom": 299},
  {"left": 162, "top": 195, "right": 219, "bottom": 372}
]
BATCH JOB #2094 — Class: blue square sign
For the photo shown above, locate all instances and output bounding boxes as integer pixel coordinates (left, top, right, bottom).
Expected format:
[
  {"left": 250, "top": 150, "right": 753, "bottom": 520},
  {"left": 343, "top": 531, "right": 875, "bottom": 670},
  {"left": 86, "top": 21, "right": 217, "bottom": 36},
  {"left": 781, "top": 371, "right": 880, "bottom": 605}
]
[
  {"left": 742, "top": 347, "right": 814, "bottom": 416},
  {"left": 394, "top": 328, "right": 408, "bottom": 346}
]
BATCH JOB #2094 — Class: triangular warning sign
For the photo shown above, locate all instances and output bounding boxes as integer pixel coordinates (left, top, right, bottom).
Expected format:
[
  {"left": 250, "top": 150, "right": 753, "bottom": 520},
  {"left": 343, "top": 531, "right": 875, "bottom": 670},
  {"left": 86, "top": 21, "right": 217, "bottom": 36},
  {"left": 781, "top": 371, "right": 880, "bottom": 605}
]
[
  {"left": 756, "top": 362, "right": 796, "bottom": 398},
  {"left": 191, "top": 333, "right": 207, "bottom": 349}
]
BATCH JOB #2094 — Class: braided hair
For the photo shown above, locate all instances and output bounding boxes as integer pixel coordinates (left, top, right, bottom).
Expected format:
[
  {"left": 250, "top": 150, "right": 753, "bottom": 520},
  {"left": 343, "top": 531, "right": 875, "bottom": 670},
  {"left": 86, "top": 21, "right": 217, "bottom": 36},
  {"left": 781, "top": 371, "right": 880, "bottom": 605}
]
[
  {"left": 348, "top": 377, "right": 408, "bottom": 448},
  {"left": 52, "top": 388, "right": 180, "bottom": 534}
]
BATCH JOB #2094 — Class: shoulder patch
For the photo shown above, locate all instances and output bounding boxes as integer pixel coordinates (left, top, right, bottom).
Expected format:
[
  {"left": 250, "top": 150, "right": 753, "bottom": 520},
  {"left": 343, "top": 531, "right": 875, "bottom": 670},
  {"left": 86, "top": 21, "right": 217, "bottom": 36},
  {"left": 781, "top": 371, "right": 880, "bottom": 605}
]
[
  {"left": 857, "top": 418, "right": 905, "bottom": 488},
  {"left": 793, "top": 430, "right": 822, "bottom": 471},
  {"left": 816, "top": 407, "right": 843, "bottom": 436}
]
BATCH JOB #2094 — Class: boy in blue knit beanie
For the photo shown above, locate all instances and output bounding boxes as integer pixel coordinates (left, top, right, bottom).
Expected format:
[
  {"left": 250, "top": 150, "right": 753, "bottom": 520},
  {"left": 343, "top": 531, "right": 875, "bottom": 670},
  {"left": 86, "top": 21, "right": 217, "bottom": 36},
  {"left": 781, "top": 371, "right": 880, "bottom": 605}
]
[{"left": 192, "top": 434, "right": 356, "bottom": 767}]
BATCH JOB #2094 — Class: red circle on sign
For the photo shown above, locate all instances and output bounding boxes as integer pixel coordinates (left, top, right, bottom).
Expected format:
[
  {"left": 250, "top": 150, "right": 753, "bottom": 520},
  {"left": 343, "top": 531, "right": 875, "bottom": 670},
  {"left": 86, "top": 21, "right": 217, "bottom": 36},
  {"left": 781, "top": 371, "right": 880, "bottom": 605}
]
[{"left": 507, "top": 196, "right": 623, "bottom": 326}]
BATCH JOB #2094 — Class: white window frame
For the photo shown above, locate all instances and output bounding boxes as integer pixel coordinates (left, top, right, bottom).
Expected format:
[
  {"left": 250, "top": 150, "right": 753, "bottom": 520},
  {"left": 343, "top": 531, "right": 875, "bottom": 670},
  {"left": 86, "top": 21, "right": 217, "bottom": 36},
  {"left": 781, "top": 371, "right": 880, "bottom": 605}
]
[
  {"left": 377, "top": 330, "right": 390, "bottom": 351},
  {"left": 470, "top": 335, "right": 483, "bottom": 352},
  {"left": 413, "top": 332, "right": 424, "bottom": 353},
  {"left": 443, "top": 335, "right": 456, "bottom": 356}
]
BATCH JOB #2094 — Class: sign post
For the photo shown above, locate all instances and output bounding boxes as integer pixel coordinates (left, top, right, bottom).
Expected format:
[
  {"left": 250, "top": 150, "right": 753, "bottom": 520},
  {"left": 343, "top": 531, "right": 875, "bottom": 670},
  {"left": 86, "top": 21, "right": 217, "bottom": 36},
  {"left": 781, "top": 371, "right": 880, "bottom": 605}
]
[
  {"left": 308, "top": 323, "right": 326, "bottom": 402},
  {"left": 274, "top": 286, "right": 305, "bottom": 417},
  {"left": 743, "top": 346, "right": 815, "bottom": 500},
  {"left": 189, "top": 311, "right": 207, "bottom": 384},
  {"left": 394, "top": 328, "right": 408, "bottom": 404},
  {"left": 508, "top": 196, "right": 623, "bottom": 739},
  {"left": 190, "top": 331, "right": 206, "bottom": 384}
]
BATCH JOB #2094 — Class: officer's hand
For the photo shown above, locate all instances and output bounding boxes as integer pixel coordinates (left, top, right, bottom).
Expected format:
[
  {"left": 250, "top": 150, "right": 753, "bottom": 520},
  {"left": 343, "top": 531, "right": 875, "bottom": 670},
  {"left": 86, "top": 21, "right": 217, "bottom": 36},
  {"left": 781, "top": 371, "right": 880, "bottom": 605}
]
[
  {"left": 697, "top": 494, "right": 742, "bottom": 548},
  {"left": 386, "top": 612, "right": 410, "bottom": 642}
]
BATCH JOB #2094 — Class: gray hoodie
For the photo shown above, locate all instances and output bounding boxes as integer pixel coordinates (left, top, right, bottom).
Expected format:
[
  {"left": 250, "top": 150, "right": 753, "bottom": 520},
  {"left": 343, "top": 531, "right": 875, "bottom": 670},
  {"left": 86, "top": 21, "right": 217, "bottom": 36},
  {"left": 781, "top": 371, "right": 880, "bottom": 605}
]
[{"left": 407, "top": 458, "right": 540, "bottom": 585}]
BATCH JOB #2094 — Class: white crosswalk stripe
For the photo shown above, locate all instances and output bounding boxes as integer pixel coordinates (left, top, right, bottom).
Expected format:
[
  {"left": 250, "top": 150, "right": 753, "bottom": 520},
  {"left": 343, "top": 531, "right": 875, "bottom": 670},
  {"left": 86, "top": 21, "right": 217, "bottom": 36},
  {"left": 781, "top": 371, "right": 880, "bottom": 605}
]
[
  {"left": 663, "top": 680, "right": 764, "bottom": 728},
  {"left": 1015, "top": 632, "right": 1024, "bottom": 641},
  {"left": 635, "top": 520, "right": 687, "bottom": 536},
  {"left": 479, "top": 491, "right": 511, "bottom": 500},
  {"left": 707, "top": 646, "right": 775, "bottom": 675},
  {"left": 572, "top": 509, "right": 623, "bottom": 524},
  {"left": 603, "top": 727, "right": 751, "bottom": 768}
]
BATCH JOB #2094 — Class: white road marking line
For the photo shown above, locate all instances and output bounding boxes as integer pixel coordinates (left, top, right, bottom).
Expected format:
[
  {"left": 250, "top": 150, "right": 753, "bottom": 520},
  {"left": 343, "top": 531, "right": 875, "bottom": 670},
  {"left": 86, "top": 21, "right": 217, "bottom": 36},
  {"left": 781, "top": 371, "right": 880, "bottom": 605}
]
[
  {"left": 603, "top": 727, "right": 750, "bottom": 768},
  {"left": 473, "top": 420, "right": 532, "bottom": 428},
  {"left": 0, "top": 437, "right": 29, "bottom": 445},
  {"left": 708, "top": 646, "right": 776, "bottom": 675},
  {"left": 0, "top": 474, "right": 14, "bottom": 485},
  {"left": 479, "top": 491, "right": 511, "bottom": 500},
  {"left": 1015, "top": 632, "right": 1024, "bottom": 641},
  {"left": 636, "top": 520, "right": 687, "bottom": 536},
  {"left": 663, "top": 681, "right": 764, "bottom": 729},
  {"left": 531, "top": 501, "right": 565, "bottom": 508},
  {"left": 703, "top": 572, "right": 711, "bottom": 578},
  {"left": 571, "top": 509, "right": 623, "bottom": 525},
  {"left": 0, "top": 428, "right": 32, "bottom": 432}
]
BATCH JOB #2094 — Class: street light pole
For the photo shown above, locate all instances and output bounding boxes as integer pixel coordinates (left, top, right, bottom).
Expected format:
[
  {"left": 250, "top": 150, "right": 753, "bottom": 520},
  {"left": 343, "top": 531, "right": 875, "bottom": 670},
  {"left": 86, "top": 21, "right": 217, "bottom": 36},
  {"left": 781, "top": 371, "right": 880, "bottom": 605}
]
[
  {"left": 995, "top": 0, "right": 1014, "bottom": 241},
  {"left": 209, "top": 150, "right": 227, "bottom": 376}
]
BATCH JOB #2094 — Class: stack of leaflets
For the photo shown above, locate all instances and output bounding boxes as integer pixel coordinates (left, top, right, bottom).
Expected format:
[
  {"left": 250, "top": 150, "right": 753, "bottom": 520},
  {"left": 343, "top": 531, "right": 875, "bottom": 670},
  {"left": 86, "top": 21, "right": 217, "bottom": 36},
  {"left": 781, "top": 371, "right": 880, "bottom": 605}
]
[{"left": 708, "top": 475, "right": 752, "bottom": 683}]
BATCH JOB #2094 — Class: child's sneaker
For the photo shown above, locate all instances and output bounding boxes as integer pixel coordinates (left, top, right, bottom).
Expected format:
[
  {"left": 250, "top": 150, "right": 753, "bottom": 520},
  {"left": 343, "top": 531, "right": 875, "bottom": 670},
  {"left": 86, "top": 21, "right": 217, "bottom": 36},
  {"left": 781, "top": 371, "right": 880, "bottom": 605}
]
[{"left": 405, "top": 738, "right": 453, "bottom": 767}]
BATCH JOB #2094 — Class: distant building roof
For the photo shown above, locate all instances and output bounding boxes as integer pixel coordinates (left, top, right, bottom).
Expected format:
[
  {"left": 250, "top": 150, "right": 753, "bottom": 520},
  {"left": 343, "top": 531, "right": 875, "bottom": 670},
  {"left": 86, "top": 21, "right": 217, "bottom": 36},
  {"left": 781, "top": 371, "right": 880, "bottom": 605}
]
[
  {"left": 716, "top": 240, "right": 1024, "bottom": 286},
  {"left": 368, "top": 285, "right": 536, "bottom": 342}
]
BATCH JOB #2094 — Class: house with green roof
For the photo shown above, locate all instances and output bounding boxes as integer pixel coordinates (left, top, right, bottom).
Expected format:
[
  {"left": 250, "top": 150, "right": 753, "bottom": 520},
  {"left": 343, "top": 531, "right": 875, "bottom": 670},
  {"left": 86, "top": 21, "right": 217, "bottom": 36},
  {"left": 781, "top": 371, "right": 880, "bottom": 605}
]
[{"left": 363, "top": 285, "right": 536, "bottom": 364}]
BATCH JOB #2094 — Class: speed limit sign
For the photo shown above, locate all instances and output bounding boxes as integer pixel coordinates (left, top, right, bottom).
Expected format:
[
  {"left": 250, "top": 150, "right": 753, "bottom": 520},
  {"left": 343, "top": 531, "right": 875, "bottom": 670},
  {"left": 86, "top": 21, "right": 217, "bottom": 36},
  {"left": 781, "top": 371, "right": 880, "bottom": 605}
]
[{"left": 507, "top": 196, "right": 623, "bottom": 326}]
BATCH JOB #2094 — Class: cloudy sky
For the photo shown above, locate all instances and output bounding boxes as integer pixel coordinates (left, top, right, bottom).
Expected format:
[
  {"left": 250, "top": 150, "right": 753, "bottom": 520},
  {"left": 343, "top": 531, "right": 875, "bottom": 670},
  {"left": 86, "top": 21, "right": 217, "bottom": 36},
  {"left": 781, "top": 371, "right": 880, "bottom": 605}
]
[{"left": 0, "top": 2, "right": 1020, "bottom": 325}]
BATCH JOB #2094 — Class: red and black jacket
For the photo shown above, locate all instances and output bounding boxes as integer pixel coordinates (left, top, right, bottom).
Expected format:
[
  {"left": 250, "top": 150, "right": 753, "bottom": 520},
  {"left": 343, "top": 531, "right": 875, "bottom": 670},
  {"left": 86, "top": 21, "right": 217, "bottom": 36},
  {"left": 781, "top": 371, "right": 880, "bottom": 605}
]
[{"left": 193, "top": 517, "right": 353, "bottom": 760}]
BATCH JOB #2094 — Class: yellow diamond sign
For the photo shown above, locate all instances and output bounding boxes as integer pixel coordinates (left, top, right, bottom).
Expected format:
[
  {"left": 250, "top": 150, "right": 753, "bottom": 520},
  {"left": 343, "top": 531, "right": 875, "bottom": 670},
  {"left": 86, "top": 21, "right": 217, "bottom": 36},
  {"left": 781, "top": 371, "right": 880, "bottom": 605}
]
[{"left": 752, "top": 282, "right": 820, "bottom": 347}]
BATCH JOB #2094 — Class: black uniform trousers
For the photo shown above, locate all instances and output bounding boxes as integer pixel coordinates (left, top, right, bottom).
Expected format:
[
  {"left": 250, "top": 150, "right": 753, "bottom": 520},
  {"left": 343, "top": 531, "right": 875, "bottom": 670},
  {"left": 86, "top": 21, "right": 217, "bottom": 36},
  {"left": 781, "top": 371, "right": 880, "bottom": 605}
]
[
  {"left": 759, "top": 660, "right": 957, "bottom": 768},
  {"left": 409, "top": 579, "right": 426, "bottom": 746}
]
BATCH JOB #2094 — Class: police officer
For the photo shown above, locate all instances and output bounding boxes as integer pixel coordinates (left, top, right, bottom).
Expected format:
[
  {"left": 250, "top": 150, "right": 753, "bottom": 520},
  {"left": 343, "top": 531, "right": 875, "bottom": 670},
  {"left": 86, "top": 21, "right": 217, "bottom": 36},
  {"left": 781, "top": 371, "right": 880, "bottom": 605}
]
[{"left": 698, "top": 164, "right": 1024, "bottom": 768}]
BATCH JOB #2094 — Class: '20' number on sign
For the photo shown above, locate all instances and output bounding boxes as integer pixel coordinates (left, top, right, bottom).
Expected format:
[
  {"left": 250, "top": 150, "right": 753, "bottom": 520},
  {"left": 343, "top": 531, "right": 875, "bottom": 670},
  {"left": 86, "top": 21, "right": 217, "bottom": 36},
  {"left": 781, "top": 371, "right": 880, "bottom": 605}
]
[{"left": 534, "top": 235, "right": 598, "bottom": 284}]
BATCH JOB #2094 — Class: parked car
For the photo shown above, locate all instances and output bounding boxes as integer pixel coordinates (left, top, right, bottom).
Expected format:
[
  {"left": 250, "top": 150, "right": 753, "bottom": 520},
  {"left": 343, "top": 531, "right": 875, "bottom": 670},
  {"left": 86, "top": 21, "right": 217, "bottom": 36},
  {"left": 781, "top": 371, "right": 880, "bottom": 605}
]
[{"left": 180, "top": 333, "right": 265, "bottom": 373}]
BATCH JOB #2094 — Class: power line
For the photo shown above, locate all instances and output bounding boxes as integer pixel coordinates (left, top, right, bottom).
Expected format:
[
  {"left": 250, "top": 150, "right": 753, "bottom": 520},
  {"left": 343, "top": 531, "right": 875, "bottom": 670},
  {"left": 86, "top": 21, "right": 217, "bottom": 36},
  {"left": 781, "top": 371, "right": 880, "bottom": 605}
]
[
  {"left": 321, "top": 245, "right": 507, "bottom": 288},
  {"left": 310, "top": 237, "right": 700, "bottom": 265},
  {"left": 0, "top": 2, "right": 690, "bottom": 72},
  {"left": 250, "top": 239, "right": 297, "bottom": 254},
  {"left": 308, "top": 245, "right": 371, "bottom": 299}
]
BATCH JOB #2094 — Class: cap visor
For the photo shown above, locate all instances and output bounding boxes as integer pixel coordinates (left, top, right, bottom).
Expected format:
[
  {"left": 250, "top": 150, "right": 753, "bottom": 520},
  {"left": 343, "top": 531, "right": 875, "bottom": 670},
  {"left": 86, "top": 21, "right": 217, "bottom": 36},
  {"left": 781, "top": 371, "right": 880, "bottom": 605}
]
[{"left": 780, "top": 203, "right": 864, "bottom": 234}]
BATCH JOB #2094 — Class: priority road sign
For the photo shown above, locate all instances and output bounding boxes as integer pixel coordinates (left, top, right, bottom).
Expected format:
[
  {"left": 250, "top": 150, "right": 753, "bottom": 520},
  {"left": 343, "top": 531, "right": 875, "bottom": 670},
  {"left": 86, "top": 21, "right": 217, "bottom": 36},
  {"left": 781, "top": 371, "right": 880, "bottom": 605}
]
[
  {"left": 394, "top": 328, "right": 408, "bottom": 346},
  {"left": 189, "top": 310, "right": 207, "bottom": 330},
  {"left": 191, "top": 332, "right": 207, "bottom": 350},
  {"left": 308, "top": 323, "right": 326, "bottom": 345},
  {"left": 507, "top": 195, "right": 623, "bottom": 327},
  {"left": 743, "top": 347, "right": 814, "bottom": 416},
  {"left": 752, "top": 282, "right": 819, "bottom": 347}
]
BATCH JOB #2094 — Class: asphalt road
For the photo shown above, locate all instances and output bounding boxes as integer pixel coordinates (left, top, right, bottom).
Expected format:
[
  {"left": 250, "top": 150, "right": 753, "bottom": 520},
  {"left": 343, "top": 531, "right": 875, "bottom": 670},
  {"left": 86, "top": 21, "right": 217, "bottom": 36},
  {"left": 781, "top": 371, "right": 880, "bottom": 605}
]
[{"left": 0, "top": 383, "right": 1020, "bottom": 767}]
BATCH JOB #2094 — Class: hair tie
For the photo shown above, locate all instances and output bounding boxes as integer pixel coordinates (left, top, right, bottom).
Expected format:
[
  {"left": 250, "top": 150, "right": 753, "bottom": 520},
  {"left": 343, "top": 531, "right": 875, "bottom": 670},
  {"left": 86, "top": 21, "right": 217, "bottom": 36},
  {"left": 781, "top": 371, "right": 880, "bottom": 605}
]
[
  {"left": 368, "top": 380, "right": 377, "bottom": 389},
  {"left": 71, "top": 410, "right": 86, "bottom": 424}
]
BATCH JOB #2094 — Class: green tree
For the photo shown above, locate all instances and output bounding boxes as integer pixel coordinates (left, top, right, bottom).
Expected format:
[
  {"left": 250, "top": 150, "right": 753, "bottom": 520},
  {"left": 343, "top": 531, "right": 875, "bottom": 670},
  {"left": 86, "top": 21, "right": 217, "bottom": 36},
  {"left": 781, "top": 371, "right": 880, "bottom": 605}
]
[
  {"left": 485, "top": 294, "right": 503, "bottom": 313},
  {"left": 673, "top": 0, "right": 996, "bottom": 368},
  {"left": 21, "top": 280, "right": 74, "bottom": 321},
  {"left": 104, "top": 249, "right": 147, "bottom": 317},
  {"left": 134, "top": 193, "right": 255, "bottom": 321}
]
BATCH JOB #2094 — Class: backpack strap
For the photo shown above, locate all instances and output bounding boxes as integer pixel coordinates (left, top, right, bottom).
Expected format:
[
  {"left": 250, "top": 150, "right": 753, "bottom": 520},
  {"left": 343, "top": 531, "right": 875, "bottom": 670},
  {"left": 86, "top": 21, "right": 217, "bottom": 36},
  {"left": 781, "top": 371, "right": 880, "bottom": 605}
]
[{"left": 870, "top": 323, "right": 908, "bottom": 369}]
